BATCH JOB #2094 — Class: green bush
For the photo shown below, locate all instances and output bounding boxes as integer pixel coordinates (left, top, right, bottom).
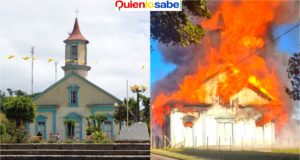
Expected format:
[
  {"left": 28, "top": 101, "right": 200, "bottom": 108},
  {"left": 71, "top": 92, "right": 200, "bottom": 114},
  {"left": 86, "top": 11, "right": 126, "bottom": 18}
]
[
  {"left": 0, "top": 123, "right": 6, "bottom": 135},
  {"left": 13, "top": 128, "right": 29, "bottom": 143},
  {"left": 92, "top": 131, "right": 105, "bottom": 142},
  {"left": 2, "top": 121, "right": 16, "bottom": 136},
  {"left": 0, "top": 133, "right": 13, "bottom": 143}
]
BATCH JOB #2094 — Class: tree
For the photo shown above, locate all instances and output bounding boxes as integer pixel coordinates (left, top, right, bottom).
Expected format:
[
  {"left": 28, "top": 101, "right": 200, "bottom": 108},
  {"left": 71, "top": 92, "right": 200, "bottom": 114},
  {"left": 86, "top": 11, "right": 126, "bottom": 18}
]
[
  {"left": 151, "top": 0, "right": 210, "bottom": 46},
  {"left": 113, "top": 96, "right": 150, "bottom": 128},
  {"left": 141, "top": 95, "right": 150, "bottom": 130},
  {"left": 93, "top": 113, "right": 107, "bottom": 132},
  {"left": 113, "top": 97, "right": 138, "bottom": 126},
  {"left": 2, "top": 96, "right": 36, "bottom": 128},
  {"left": 0, "top": 90, "right": 6, "bottom": 111},
  {"left": 286, "top": 52, "right": 300, "bottom": 100},
  {"left": 88, "top": 113, "right": 107, "bottom": 132}
]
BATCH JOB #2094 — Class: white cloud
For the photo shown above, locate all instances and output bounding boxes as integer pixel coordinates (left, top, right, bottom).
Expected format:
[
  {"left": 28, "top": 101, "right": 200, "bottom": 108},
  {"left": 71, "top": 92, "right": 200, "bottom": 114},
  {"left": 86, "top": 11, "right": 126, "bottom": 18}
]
[{"left": 0, "top": 0, "right": 150, "bottom": 99}]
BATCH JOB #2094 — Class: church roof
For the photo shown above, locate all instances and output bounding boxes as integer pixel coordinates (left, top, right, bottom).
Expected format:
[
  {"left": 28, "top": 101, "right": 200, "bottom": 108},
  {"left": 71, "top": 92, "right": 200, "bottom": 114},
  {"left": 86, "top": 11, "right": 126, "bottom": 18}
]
[{"left": 65, "top": 18, "right": 89, "bottom": 43}]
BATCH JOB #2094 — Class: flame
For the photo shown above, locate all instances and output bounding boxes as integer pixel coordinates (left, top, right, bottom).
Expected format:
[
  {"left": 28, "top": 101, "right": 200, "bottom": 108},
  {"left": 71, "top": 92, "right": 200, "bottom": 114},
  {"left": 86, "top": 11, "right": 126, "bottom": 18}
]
[{"left": 152, "top": 0, "right": 289, "bottom": 132}]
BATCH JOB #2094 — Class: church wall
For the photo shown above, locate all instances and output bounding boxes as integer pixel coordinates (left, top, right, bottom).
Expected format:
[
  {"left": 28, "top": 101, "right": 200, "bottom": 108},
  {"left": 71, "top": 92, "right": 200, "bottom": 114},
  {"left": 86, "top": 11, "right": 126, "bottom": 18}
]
[
  {"left": 56, "top": 106, "right": 88, "bottom": 140},
  {"left": 35, "top": 75, "right": 118, "bottom": 107},
  {"left": 170, "top": 108, "right": 276, "bottom": 148},
  {"left": 193, "top": 114, "right": 204, "bottom": 146},
  {"left": 77, "top": 44, "right": 86, "bottom": 64},
  {"left": 170, "top": 111, "right": 184, "bottom": 147}
]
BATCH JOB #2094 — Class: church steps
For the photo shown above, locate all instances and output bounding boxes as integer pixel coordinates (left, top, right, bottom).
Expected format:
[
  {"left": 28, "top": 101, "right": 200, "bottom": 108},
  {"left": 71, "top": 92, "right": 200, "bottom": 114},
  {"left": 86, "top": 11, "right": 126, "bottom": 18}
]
[
  {"left": 0, "top": 155, "right": 150, "bottom": 160},
  {"left": 0, "top": 149, "right": 150, "bottom": 155},
  {"left": 0, "top": 143, "right": 150, "bottom": 150}
]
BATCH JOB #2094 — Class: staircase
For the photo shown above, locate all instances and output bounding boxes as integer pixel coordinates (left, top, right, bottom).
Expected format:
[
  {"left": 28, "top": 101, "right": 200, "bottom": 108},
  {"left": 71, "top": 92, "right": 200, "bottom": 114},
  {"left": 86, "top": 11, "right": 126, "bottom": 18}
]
[{"left": 0, "top": 143, "right": 150, "bottom": 160}]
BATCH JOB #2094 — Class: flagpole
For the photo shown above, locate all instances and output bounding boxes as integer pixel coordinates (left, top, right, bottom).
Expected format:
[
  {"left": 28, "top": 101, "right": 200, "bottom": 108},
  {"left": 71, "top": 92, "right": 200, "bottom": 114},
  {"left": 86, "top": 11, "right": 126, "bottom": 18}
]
[
  {"left": 55, "top": 61, "right": 58, "bottom": 82},
  {"left": 126, "top": 80, "right": 129, "bottom": 127},
  {"left": 31, "top": 47, "right": 34, "bottom": 95}
]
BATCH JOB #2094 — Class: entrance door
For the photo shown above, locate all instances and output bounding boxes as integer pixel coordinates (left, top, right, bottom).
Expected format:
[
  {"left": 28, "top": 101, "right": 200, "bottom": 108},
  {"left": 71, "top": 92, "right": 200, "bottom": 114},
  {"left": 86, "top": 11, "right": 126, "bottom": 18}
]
[
  {"left": 37, "top": 121, "right": 46, "bottom": 140},
  {"left": 217, "top": 122, "right": 233, "bottom": 145}
]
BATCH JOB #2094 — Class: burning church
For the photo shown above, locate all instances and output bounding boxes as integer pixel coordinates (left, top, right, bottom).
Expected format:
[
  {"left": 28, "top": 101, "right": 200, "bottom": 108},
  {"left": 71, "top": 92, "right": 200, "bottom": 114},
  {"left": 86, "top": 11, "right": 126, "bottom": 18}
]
[
  {"left": 169, "top": 72, "right": 276, "bottom": 147},
  {"left": 152, "top": 1, "right": 299, "bottom": 148}
]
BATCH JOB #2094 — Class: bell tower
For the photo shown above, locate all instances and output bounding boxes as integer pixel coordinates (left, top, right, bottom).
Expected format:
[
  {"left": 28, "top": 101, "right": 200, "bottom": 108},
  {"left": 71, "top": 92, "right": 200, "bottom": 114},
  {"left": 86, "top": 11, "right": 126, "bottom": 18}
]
[{"left": 62, "top": 18, "right": 90, "bottom": 77}]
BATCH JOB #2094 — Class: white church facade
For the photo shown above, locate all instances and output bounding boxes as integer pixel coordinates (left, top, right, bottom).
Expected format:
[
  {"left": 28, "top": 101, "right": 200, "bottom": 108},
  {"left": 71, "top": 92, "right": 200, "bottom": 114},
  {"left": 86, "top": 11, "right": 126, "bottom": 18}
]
[
  {"left": 168, "top": 73, "right": 276, "bottom": 148},
  {"left": 27, "top": 18, "right": 121, "bottom": 140}
]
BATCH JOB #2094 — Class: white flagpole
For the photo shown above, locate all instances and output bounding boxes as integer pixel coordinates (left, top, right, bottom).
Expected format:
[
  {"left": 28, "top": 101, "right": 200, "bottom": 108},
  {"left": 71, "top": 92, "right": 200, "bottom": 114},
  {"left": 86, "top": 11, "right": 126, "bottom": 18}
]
[
  {"left": 31, "top": 47, "right": 34, "bottom": 95},
  {"left": 55, "top": 61, "right": 58, "bottom": 82},
  {"left": 126, "top": 80, "right": 129, "bottom": 127}
]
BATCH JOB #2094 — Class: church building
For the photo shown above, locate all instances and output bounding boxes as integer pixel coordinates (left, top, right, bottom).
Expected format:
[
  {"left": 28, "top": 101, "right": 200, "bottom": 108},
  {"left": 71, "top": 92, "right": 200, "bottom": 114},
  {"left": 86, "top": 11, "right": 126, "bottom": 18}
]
[{"left": 28, "top": 18, "right": 121, "bottom": 140}]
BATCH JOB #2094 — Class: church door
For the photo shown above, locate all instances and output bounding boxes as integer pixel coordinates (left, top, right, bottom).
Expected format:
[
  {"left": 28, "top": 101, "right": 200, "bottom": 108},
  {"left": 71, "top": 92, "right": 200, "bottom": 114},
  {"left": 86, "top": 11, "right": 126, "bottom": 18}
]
[
  {"left": 217, "top": 122, "right": 233, "bottom": 146},
  {"left": 64, "top": 113, "right": 83, "bottom": 140},
  {"left": 37, "top": 122, "right": 46, "bottom": 140}
]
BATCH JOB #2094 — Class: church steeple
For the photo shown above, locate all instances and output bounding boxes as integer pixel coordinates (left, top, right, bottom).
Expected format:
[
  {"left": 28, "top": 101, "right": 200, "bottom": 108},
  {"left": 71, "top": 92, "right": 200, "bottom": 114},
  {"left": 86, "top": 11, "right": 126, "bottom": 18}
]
[
  {"left": 65, "top": 18, "right": 89, "bottom": 43},
  {"left": 62, "top": 18, "right": 90, "bottom": 78}
]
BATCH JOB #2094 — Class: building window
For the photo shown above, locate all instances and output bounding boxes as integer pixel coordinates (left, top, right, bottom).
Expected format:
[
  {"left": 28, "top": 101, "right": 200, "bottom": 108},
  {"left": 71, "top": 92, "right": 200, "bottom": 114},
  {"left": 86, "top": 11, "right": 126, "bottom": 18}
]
[
  {"left": 68, "top": 85, "right": 79, "bottom": 107},
  {"left": 71, "top": 90, "right": 77, "bottom": 104},
  {"left": 102, "top": 121, "right": 112, "bottom": 138},
  {"left": 71, "top": 46, "right": 77, "bottom": 55},
  {"left": 71, "top": 45, "right": 78, "bottom": 60}
]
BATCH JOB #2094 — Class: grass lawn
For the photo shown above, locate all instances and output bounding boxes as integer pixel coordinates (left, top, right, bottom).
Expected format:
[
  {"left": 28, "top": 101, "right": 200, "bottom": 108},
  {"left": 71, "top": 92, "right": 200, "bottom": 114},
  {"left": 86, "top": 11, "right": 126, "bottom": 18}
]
[{"left": 151, "top": 148, "right": 300, "bottom": 160}]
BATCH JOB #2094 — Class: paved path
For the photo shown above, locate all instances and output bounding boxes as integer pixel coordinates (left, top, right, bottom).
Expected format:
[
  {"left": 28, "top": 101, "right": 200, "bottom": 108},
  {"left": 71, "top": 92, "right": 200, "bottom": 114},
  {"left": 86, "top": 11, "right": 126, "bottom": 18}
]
[{"left": 151, "top": 154, "right": 178, "bottom": 160}]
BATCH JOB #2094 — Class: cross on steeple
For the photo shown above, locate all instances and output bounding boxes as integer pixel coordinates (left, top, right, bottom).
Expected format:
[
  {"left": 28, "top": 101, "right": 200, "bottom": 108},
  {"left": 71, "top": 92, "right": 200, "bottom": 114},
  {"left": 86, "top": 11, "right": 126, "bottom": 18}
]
[{"left": 74, "top": 9, "right": 79, "bottom": 18}]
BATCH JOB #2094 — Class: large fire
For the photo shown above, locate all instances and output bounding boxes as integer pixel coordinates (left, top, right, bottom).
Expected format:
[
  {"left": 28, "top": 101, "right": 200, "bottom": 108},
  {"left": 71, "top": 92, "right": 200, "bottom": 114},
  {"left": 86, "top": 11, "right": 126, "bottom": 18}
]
[{"left": 152, "top": 1, "right": 291, "bottom": 132}]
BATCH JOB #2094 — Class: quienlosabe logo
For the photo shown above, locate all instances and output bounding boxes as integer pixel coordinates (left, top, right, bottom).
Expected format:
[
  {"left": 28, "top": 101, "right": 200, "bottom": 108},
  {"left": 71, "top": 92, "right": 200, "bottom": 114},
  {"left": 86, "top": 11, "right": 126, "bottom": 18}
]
[{"left": 115, "top": 0, "right": 182, "bottom": 11}]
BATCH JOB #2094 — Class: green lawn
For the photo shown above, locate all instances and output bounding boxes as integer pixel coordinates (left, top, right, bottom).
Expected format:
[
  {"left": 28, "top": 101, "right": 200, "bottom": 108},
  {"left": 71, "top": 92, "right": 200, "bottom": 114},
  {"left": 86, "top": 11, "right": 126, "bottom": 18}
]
[{"left": 152, "top": 148, "right": 300, "bottom": 160}]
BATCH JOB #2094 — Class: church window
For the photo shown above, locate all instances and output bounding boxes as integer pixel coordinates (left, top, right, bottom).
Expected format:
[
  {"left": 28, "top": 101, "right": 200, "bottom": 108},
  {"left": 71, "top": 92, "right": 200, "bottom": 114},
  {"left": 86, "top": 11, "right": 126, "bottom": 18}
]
[
  {"left": 71, "top": 45, "right": 78, "bottom": 60},
  {"left": 71, "top": 91, "right": 77, "bottom": 104},
  {"left": 102, "top": 121, "right": 112, "bottom": 138},
  {"left": 68, "top": 84, "right": 79, "bottom": 107}
]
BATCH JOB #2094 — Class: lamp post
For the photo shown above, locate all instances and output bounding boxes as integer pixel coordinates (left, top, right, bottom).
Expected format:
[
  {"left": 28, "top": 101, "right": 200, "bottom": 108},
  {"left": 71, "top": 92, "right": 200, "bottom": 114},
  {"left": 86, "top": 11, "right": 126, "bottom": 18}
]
[
  {"left": 130, "top": 84, "right": 147, "bottom": 122},
  {"left": 114, "top": 103, "right": 122, "bottom": 133}
]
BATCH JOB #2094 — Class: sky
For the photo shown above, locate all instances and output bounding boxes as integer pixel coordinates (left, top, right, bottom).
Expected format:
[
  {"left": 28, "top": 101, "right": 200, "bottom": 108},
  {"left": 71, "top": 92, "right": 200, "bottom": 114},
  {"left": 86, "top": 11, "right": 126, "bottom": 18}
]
[{"left": 0, "top": 0, "right": 150, "bottom": 99}]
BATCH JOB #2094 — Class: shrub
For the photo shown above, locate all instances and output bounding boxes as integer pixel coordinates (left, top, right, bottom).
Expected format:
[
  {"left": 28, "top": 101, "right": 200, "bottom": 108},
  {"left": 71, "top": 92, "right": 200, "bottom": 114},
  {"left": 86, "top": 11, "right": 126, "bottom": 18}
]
[
  {"left": 0, "top": 123, "right": 6, "bottom": 135},
  {"left": 2, "top": 120, "right": 16, "bottom": 136},
  {"left": 13, "top": 128, "right": 29, "bottom": 143},
  {"left": 92, "top": 131, "right": 105, "bottom": 142},
  {"left": 0, "top": 133, "right": 13, "bottom": 143}
]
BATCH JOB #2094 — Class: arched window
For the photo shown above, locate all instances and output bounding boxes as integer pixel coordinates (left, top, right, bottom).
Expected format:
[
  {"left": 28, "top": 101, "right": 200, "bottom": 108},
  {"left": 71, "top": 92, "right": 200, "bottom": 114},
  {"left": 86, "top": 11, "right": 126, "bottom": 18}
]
[{"left": 68, "top": 84, "right": 80, "bottom": 107}]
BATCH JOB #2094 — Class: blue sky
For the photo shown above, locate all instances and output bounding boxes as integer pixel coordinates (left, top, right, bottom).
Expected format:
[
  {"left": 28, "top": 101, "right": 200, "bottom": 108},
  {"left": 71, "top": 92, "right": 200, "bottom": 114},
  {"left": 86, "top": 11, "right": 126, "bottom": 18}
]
[{"left": 150, "top": 22, "right": 299, "bottom": 87}]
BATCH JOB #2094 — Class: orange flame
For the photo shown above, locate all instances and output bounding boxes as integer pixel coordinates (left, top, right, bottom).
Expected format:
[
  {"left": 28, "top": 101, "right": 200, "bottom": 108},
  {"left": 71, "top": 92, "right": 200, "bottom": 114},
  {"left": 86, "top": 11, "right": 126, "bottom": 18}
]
[{"left": 152, "top": 1, "right": 289, "bottom": 132}]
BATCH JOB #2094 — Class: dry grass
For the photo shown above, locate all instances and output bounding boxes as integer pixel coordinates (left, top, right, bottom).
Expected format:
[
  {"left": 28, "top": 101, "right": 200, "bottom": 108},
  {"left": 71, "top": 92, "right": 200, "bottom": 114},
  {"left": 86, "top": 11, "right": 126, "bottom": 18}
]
[{"left": 152, "top": 148, "right": 300, "bottom": 160}]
